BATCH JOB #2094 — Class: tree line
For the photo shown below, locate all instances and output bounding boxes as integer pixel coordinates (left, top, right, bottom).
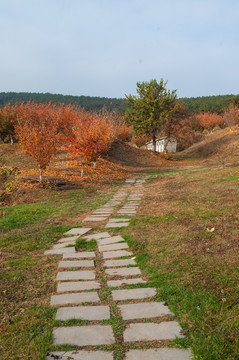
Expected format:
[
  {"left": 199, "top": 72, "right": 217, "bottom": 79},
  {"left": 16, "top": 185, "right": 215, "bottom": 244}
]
[
  {"left": 0, "top": 92, "right": 126, "bottom": 113},
  {"left": 0, "top": 91, "right": 238, "bottom": 115}
]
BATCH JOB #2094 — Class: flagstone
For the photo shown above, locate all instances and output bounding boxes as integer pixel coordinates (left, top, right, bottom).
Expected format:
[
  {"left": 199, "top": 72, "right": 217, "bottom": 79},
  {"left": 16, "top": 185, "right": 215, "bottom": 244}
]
[
  {"left": 64, "top": 228, "right": 91, "bottom": 236},
  {"left": 104, "top": 259, "right": 136, "bottom": 267},
  {"left": 99, "top": 243, "right": 129, "bottom": 252},
  {"left": 44, "top": 247, "right": 75, "bottom": 255},
  {"left": 102, "top": 250, "right": 133, "bottom": 259},
  {"left": 55, "top": 305, "right": 110, "bottom": 321},
  {"left": 56, "top": 270, "right": 95, "bottom": 281},
  {"left": 105, "top": 267, "right": 141, "bottom": 277},
  {"left": 63, "top": 251, "right": 96, "bottom": 259},
  {"left": 118, "top": 302, "right": 173, "bottom": 320},
  {"left": 52, "top": 325, "right": 115, "bottom": 346},
  {"left": 108, "top": 218, "right": 130, "bottom": 223},
  {"left": 84, "top": 232, "right": 110, "bottom": 240},
  {"left": 57, "top": 280, "right": 100, "bottom": 292},
  {"left": 125, "top": 348, "right": 192, "bottom": 360},
  {"left": 124, "top": 321, "right": 184, "bottom": 342},
  {"left": 53, "top": 242, "right": 75, "bottom": 249},
  {"left": 57, "top": 236, "right": 79, "bottom": 243},
  {"left": 105, "top": 222, "right": 130, "bottom": 228},
  {"left": 58, "top": 260, "right": 94, "bottom": 268},
  {"left": 46, "top": 351, "right": 113, "bottom": 360},
  {"left": 107, "top": 278, "right": 146, "bottom": 287},
  {"left": 83, "top": 217, "right": 108, "bottom": 222},
  {"left": 112, "top": 288, "right": 156, "bottom": 301},
  {"left": 93, "top": 212, "right": 112, "bottom": 216},
  {"left": 50, "top": 292, "right": 100, "bottom": 306},
  {"left": 97, "top": 235, "right": 124, "bottom": 246}
]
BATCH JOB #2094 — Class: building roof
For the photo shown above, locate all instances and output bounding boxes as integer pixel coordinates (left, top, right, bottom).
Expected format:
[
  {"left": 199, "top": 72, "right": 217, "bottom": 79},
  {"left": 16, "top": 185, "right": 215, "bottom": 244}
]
[{"left": 145, "top": 136, "right": 176, "bottom": 145}]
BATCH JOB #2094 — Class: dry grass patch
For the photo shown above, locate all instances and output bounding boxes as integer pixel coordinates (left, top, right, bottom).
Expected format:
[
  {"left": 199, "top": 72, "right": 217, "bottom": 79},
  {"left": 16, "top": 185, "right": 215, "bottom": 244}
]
[{"left": 121, "top": 166, "right": 239, "bottom": 359}]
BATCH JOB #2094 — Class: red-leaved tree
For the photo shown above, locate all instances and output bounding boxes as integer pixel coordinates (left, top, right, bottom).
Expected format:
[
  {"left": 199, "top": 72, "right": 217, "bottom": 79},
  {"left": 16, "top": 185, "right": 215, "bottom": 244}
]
[
  {"left": 15, "top": 102, "right": 64, "bottom": 182},
  {"left": 223, "top": 104, "right": 239, "bottom": 129},
  {"left": 69, "top": 108, "right": 118, "bottom": 176},
  {"left": 196, "top": 112, "right": 224, "bottom": 133}
]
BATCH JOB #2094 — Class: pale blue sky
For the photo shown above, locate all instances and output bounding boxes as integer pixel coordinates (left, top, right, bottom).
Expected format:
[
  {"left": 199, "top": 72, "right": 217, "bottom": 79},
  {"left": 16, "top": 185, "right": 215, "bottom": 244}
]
[{"left": 0, "top": 0, "right": 238, "bottom": 98}]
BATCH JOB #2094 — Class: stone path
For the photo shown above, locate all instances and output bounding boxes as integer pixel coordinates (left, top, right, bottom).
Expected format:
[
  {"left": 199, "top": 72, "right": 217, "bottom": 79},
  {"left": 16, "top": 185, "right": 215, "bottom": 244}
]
[{"left": 45, "top": 177, "right": 193, "bottom": 360}]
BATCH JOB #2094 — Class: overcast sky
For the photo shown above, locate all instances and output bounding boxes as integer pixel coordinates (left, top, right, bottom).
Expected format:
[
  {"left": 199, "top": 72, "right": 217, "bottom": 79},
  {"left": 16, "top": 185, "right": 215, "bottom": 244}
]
[{"left": 0, "top": 0, "right": 238, "bottom": 99}]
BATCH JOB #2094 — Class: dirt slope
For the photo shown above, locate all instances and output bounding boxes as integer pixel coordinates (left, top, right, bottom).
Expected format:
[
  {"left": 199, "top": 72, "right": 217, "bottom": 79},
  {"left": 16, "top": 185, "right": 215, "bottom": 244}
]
[
  {"left": 178, "top": 127, "right": 239, "bottom": 163},
  {"left": 104, "top": 140, "right": 170, "bottom": 170}
]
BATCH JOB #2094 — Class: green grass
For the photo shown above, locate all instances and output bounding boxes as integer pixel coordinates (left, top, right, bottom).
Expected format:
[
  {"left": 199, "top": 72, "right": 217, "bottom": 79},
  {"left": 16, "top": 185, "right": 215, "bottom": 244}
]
[
  {"left": 0, "top": 183, "right": 119, "bottom": 360},
  {"left": 75, "top": 238, "right": 97, "bottom": 251},
  {"left": 219, "top": 174, "right": 239, "bottom": 181}
]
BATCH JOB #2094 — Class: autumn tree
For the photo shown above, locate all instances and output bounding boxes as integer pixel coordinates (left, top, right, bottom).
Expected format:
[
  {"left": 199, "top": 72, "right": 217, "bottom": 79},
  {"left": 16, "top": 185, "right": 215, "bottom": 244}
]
[
  {"left": 124, "top": 79, "right": 177, "bottom": 152},
  {"left": 196, "top": 112, "right": 224, "bottom": 133},
  {"left": 69, "top": 108, "right": 118, "bottom": 175},
  {"left": 0, "top": 103, "right": 17, "bottom": 144},
  {"left": 223, "top": 104, "right": 239, "bottom": 129},
  {"left": 15, "top": 102, "right": 64, "bottom": 182}
]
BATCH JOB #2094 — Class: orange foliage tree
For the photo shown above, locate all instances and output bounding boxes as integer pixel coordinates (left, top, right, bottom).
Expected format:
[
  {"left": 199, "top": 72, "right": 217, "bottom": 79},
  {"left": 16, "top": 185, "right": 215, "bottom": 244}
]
[
  {"left": 0, "top": 103, "right": 18, "bottom": 144},
  {"left": 196, "top": 112, "right": 224, "bottom": 132},
  {"left": 69, "top": 108, "right": 119, "bottom": 176},
  {"left": 223, "top": 104, "right": 239, "bottom": 129},
  {"left": 15, "top": 102, "right": 65, "bottom": 182}
]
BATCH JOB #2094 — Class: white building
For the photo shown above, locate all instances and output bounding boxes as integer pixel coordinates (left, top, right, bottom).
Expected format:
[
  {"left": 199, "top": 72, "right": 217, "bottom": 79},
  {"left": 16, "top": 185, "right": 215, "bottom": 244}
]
[{"left": 145, "top": 136, "right": 177, "bottom": 153}]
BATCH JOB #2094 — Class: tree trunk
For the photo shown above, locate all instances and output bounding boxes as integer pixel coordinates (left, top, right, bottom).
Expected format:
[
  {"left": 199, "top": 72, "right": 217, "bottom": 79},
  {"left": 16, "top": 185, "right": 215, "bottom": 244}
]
[
  {"left": 39, "top": 167, "right": 43, "bottom": 182},
  {"left": 93, "top": 160, "right": 97, "bottom": 170},
  {"left": 152, "top": 134, "right": 156, "bottom": 152},
  {"left": 9, "top": 134, "right": 14, "bottom": 145},
  {"left": 81, "top": 162, "right": 84, "bottom": 177}
]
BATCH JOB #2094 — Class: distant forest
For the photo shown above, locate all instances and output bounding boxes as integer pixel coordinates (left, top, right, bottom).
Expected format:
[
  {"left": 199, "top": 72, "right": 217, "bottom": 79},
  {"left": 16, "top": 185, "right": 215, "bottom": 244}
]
[{"left": 0, "top": 92, "right": 238, "bottom": 114}]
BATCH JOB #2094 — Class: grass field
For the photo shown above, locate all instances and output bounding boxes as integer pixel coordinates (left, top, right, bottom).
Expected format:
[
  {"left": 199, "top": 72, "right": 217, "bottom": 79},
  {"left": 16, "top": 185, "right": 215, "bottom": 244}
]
[
  {"left": 0, "top": 181, "right": 118, "bottom": 359},
  {"left": 1, "top": 137, "right": 239, "bottom": 359},
  {"left": 120, "top": 165, "right": 239, "bottom": 360}
]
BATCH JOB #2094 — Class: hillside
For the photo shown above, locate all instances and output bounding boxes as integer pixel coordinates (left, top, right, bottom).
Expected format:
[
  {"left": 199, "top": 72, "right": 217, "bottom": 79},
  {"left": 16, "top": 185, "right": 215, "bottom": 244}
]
[
  {"left": 181, "top": 94, "right": 238, "bottom": 114},
  {"left": 103, "top": 140, "right": 171, "bottom": 169},
  {"left": 178, "top": 127, "right": 239, "bottom": 164}
]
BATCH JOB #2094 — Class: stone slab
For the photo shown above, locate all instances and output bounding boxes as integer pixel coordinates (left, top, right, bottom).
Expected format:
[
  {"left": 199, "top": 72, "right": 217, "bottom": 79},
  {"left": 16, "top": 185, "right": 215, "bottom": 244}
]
[
  {"left": 103, "top": 250, "right": 133, "bottom": 259},
  {"left": 105, "top": 267, "right": 141, "bottom": 277},
  {"left": 84, "top": 232, "right": 111, "bottom": 240},
  {"left": 99, "top": 243, "right": 129, "bottom": 252},
  {"left": 58, "top": 260, "right": 95, "bottom": 268},
  {"left": 89, "top": 213, "right": 110, "bottom": 217},
  {"left": 97, "top": 235, "right": 124, "bottom": 246},
  {"left": 104, "top": 259, "right": 136, "bottom": 267},
  {"left": 57, "top": 281, "right": 100, "bottom": 292},
  {"left": 118, "top": 302, "right": 173, "bottom": 320},
  {"left": 46, "top": 351, "right": 113, "bottom": 360},
  {"left": 124, "top": 321, "right": 184, "bottom": 342},
  {"left": 56, "top": 271, "right": 95, "bottom": 281},
  {"left": 44, "top": 247, "right": 75, "bottom": 255},
  {"left": 64, "top": 228, "right": 91, "bottom": 236},
  {"left": 112, "top": 288, "right": 156, "bottom": 301},
  {"left": 108, "top": 218, "right": 130, "bottom": 223},
  {"left": 50, "top": 292, "right": 100, "bottom": 306},
  {"left": 125, "top": 348, "right": 192, "bottom": 360},
  {"left": 53, "top": 242, "right": 75, "bottom": 249},
  {"left": 105, "top": 223, "right": 130, "bottom": 228},
  {"left": 58, "top": 236, "right": 79, "bottom": 243},
  {"left": 52, "top": 325, "right": 115, "bottom": 346},
  {"left": 99, "top": 207, "right": 114, "bottom": 211},
  {"left": 83, "top": 217, "right": 108, "bottom": 222},
  {"left": 63, "top": 251, "right": 96, "bottom": 259},
  {"left": 93, "top": 212, "right": 112, "bottom": 216},
  {"left": 107, "top": 278, "right": 146, "bottom": 287},
  {"left": 55, "top": 305, "right": 110, "bottom": 321}
]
